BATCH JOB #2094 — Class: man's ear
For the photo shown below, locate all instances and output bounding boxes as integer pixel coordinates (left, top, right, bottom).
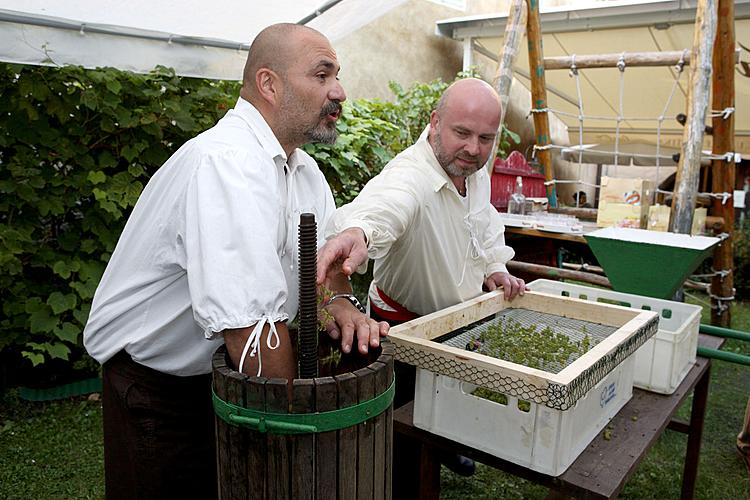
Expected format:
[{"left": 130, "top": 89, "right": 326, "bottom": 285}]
[
  {"left": 429, "top": 110, "right": 440, "bottom": 131},
  {"left": 255, "top": 68, "right": 281, "bottom": 106}
]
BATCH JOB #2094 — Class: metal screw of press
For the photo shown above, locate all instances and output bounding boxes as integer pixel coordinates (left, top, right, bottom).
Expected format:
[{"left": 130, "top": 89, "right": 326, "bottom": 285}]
[{"left": 298, "top": 213, "right": 319, "bottom": 379}]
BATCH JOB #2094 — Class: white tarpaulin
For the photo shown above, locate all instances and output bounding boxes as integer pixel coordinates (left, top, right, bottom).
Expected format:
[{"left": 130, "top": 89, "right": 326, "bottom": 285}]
[
  {"left": 0, "top": 0, "right": 408, "bottom": 80},
  {"left": 0, "top": 0, "right": 328, "bottom": 79}
]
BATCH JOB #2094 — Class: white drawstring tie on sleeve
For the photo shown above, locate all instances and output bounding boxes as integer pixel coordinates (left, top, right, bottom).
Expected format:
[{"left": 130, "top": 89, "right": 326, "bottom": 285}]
[{"left": 238, "top": 317, "right": 281, "bottom": 376}]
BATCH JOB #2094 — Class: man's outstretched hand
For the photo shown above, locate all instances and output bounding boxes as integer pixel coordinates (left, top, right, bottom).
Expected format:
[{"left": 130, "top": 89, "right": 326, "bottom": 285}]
[{"left": 317, "top": 228, "right": 369, "bottom": 285}]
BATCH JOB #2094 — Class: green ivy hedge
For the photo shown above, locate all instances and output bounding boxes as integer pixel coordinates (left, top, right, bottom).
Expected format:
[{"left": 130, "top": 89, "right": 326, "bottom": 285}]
[
  {"left": 0, "top": 64, "right": 239, "bottom": 372},
  {"left": 0, "top": 63, "right": 515, "bottom": 378}
]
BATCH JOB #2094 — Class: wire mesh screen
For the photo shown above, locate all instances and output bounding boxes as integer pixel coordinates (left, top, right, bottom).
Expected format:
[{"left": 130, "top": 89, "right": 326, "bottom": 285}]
[
  {"left": 440, "top": 308, "right": 618, "bottom": 374},
  {"left": 396, "top": 308, "right": 659, "bottom": 410}
]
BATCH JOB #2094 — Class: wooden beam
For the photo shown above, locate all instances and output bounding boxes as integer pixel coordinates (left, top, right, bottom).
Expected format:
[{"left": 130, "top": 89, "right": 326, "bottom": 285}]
[
  {"left": 544, "top": 50, "right": 692, "bottom": 70},
  {"left": 506, "top": 261, "right": 612, "bottom": 289},
  {"left": 544, "top": 49, "right": 739, "bottom": 71},
  {"left": 709, "top": 0, "right": 735, "bottom": 327},
  {"left": 526, "top": 0, "right": 556, "bottom": 207},
  {"left": 489, "top": 0, "right": 526, "bottom": 171},
  {"left": 670, "top": 0, "right": 717, "bottom": 234}
]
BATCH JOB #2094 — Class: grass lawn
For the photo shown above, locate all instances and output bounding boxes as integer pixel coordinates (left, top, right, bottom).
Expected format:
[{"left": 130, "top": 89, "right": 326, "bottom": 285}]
[
  {"left": 0, "top": 393, "right": 103, "bottom": 500},
  {"left": 1, "top": 297, "right": 748, "bottom": 499}
]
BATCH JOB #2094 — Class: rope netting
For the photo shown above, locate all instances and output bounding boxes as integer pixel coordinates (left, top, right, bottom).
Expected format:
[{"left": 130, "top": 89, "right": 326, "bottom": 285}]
[
  {"left": 529, "top": 51, "right": 736, "bottom": 207},
  {"left": 526, "top": 51, "right": 737, "bottom": 309}
]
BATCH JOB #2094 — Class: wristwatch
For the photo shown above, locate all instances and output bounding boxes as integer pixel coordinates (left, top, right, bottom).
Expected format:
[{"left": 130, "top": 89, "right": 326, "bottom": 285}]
[{"left": 325, "top": 293, "right": 366, "bottom": 314}]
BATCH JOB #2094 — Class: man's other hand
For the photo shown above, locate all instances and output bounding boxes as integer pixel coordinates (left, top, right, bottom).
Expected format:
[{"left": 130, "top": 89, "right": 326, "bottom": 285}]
[
  {"left": 317, "top": 228, "right": 368, "bottom": 285},
  {"left": 484, "top": 272, "right": 527, "bottom": 300},
  {"left": 323, "top": 298, "right": 389, "bottom": 355}
]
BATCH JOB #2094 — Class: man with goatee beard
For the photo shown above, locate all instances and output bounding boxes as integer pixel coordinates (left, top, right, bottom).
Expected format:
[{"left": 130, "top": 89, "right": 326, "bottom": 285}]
[
  {"left": 84, "top": 23, "right": 388, "bottom": 500},
  {"left": 319, "top": 78, "right": 526, "bottom": 488}
]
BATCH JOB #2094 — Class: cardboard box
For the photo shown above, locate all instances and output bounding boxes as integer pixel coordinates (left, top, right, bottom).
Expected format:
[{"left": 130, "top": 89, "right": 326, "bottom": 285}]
[
  {"left": 691, "top": 208, "right": 707, "bottom": 235},
  {"left": 597, "top": 177, "right": 655, "bottom": 228},
  {"left": 648, "top": 205, "right": 671, "bottom": 232}
]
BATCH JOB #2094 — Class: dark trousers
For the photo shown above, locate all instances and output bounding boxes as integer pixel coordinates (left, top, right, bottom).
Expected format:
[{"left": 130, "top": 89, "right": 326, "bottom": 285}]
[
  {"left": 102, "top": 351, "right": 218, "bottom": 500},
  {"left": 370, "top": 309, "right": 421, "bottom": 499},
  {"left": 369, "top": 308, "right": 416, "bottom": 410}
]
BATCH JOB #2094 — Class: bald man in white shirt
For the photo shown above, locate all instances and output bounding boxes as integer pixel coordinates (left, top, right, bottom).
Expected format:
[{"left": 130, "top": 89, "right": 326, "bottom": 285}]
[
  {"left": 85, "top": 23, "right": 388, "bottom": 500},
  {"left": 319, "top": 78, "right": 525, "bottom": 323},
  {"left": 318, "top": 78, "right": 526, "bottom": 483}
]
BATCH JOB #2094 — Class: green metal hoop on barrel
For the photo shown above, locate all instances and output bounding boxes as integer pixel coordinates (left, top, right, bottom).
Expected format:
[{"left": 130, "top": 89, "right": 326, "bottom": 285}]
[{"left": 212, "top": 379, "right": 395, "bottom": 434}]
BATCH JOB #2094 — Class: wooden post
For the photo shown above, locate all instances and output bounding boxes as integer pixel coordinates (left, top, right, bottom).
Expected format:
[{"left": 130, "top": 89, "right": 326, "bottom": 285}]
[
  {"left": 709, "top": 0, "right": 735, "bottom": 326},
  {"left": 526, "top": 0, "right": 556, "bottom": 207},
  {"left": 670, "top": 0, "right": 717, "bottom": 234},
  {"left": 489, "top": 0, "right": 526, "bottom": 171}
]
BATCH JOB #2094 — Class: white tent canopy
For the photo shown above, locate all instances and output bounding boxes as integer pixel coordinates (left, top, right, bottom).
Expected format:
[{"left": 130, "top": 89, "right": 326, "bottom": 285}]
[{"left": 0, "top": 0, "right": 334, "bottom": 79}]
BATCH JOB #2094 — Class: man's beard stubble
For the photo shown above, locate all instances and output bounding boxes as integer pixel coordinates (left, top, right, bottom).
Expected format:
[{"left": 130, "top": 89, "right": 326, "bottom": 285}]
[
  {"left": 432, "top": 130, "right": 485, "bottom": 179},
  {"left": 304, "top": 100, "right": 342, "bottom": 145},
  {"left": 279, "top": 89, "right": 341, "bottom": 147}
]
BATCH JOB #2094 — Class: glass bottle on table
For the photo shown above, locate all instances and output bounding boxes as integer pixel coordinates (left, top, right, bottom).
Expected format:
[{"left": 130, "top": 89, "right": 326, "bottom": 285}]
[{"left": 507, "top": 176, "right": 526, "bottom": 215}]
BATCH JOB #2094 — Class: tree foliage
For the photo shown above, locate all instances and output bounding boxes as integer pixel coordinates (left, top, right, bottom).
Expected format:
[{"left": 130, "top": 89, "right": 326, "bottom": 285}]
[{"left": 0, "top": 63, "right": 518, "bottom": 375}]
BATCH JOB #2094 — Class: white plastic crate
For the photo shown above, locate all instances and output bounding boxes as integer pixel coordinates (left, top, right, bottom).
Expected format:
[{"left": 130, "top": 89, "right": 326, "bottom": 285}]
[
  {"left": 390, "top": 290, "right": 657, "bottom": 476},
  {"left": 527, "top": 279, "right": 701, "bottom": 394},
  {"left": 413, "top": 355, "right": 634, "bottom": 476}
]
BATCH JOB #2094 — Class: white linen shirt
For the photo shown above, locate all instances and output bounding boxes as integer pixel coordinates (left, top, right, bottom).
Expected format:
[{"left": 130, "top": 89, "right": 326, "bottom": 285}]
[
  {"left": 326, "top": 127, "right": 514, "bottom": 316},
  {"left": 84, "top": 97, "right": 335, "bottom": 376}
]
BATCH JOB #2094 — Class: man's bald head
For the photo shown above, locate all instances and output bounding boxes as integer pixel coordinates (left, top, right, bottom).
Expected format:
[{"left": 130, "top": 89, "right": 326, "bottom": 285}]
[
  {"left": 435, "top": 78, "right": 502, "bottom": 122},
  {"left": 238, "top": 22, "right": 345, "bottom": 156},
  {"left": 242, "top": 23, "right": 326, "bottom": 90},
  {"left": 429, "top": 78, "right": 502, "bottom": 184}
]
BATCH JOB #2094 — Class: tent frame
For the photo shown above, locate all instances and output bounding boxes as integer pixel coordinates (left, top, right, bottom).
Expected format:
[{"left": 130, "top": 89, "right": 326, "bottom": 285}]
[{"left": 493, "top": 0, "right": 735, "bottom": 326}]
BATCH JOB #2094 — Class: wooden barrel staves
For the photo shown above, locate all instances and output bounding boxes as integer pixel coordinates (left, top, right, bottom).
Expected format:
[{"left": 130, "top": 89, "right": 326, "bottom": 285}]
[{"left": 212, "top": 339, "right": 395, "bottom": 500}]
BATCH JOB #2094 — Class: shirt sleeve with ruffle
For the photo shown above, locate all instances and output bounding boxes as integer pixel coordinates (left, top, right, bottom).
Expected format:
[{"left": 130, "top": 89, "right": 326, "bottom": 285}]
[
  {"left": 325, "top": 166, "right": 421, "bottom": 261},
  {"left": 184, "top": 150, "right": 288, "bottom": 339}
]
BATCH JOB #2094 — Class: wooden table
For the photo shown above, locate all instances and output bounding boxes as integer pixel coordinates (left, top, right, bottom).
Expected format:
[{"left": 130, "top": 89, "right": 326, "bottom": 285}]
[
  {"left": 393, "top": 334, "right": 723, "bottom": 499},
  {"left": 504, "top": 226, "right": 589, "bottom": 244}
]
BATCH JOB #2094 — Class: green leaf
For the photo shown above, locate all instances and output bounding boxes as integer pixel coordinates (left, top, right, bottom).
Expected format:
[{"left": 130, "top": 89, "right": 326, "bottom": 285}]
[
  {"left": 73, "top": 304, "right": 91, "bottom": 325},
  {"left": 121, "top": 144, "right": 139, "bottom": 162},
  {"left": 24, "top": 297, "right": 45, "bottom": 313},
  {"left": 172, "top": 110, "right": 196, "bottom": 131},
  {"left": 105, "top": 78, "right": 122, "bottom": 94},
  {"left": 99, "top": 150, "right": 117, "bottom": 169},
  {"left": 29, "top": 308, "right": 59, "bottom": 334},
  {"left": 54, "top": 322, "right": 80, "bottom": 343},
  {"left": 49, "top": 342, "right": 71, "bottom": 360},
  {"left": 504, "top": 128, "right": 521, "bottom": 144},
  {"left": 88, "top": 170, "right": 106, "bottom": 185},
  {"left": 128, "top": 164, "right": 145, "bottom": 177},
  {"left": 80, "top": 91, "right": 98, "bottom": 110},
  {"left": 53, "top": 260, "right": 73, "bottom": 279},
  {"left": 22, "top": 351, "right": 45, "bottom": 367},
  {"left": 47, "top": 291, "right": 77, "bottom": 314}
]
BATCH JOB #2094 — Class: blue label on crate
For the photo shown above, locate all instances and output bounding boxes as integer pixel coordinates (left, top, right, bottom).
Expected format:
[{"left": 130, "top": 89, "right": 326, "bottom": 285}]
[{"left": 600, "top": 382, "right": 617, "bottom": 407}]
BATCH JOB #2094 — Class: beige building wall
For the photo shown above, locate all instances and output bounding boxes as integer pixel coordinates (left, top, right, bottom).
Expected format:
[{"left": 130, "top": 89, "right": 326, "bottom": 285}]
[{"left": 317, "top": 0, "right": 466, "bottom": 100}]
